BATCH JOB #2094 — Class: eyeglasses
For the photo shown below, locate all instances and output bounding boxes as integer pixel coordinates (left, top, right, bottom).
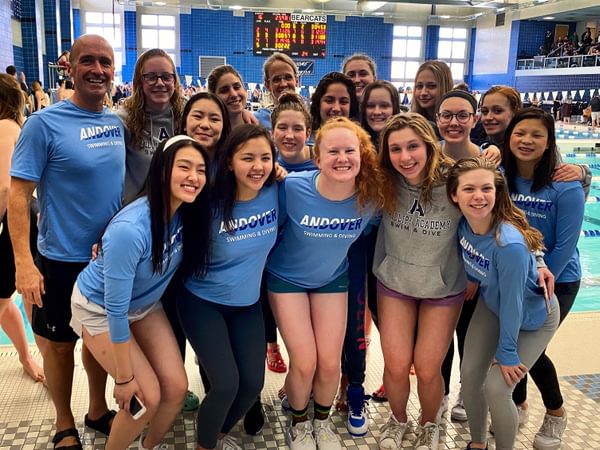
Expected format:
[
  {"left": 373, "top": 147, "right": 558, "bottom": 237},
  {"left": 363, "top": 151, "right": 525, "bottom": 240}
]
[
  {"left": 437, "top": 111, "right": 474, "bottom": 124},
  {"left": 142, "top": 72, "right": 176, "bottom": 84},
  {"left": 270, "top": 74, "right": 295, "bottom": 84}
]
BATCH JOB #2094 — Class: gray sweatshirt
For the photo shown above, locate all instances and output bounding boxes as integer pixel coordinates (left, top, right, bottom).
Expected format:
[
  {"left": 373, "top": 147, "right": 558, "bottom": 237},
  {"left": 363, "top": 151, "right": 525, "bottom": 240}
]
[
  {"left": 118, "top": 107, "right": 175, "bottom": 203},
  {"left": 373, "top": 174, "right": 466, "bottom": 299}
]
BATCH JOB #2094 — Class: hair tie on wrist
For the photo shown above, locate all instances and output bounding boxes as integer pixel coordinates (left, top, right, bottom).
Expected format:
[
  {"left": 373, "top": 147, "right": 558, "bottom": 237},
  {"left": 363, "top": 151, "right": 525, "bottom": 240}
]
[{"left": 115, "top": 374, "right": 135, "bottom": 385}]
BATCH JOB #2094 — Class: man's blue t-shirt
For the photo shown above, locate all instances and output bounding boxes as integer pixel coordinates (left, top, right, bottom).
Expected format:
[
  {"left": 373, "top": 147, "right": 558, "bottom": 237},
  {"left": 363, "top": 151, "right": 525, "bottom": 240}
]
[
  {"left": 184, "top": 183, "right": 278, "bottom": 306},
  {"left": 511, "top": 177, "right": 584, "bottom": 283},
  {"left": 267, "top": 171, "right": 374, "bottom": 289},
  {"left": 77, "top": 198, "right": 183, "bottom": 343},
  {"left": 11, "top": 101, "right": 125, "bottom": 262}
]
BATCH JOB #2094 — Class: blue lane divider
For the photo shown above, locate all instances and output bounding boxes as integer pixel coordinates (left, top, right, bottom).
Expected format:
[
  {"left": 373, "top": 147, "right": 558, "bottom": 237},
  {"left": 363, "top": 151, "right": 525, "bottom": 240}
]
[{"left": 581, "top": 230, "right": 600, "bottom": 237}]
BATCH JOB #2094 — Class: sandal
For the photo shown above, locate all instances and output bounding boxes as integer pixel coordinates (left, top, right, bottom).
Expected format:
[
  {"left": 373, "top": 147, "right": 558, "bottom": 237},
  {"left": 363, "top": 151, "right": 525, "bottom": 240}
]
[
  {"left": 371, "top": 384, "right": 388, "bottom": 403},
  {"left": 52, "top": 428, "right": 82, "bottom": 450},
  {"left": 266, "top": 344, "right": 287, "bottom": 373},
  {"left": 84, "top": 409, "right": 116, "bottom": 436},
  {"left": 182, "top": 390, "right": 200, "bottom": 411}
]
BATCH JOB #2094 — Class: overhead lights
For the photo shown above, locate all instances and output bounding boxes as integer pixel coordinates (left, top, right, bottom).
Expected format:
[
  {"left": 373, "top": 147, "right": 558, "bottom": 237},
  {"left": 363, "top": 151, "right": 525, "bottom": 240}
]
[
  {"left": 373, "top": 11, "right": 384, "bottom": 15},
  {"left": 229, "top": 5, "right": 243, "bottom": 9},
  {"left": 543, "top": 16, "right": 555, "bottom": 20},
  {"left": 440, "top": 15, "right": 450, "bottom": 19},
  {"left": 357, "top": 1, "right": 386, "bottom": 12},
  {"left": 154, "top": 1, "right": 166, "bottom": 5},
  {"left": 536, "top": 0, "right": 549, "bottom": 3},
  {"left": 303, "top": 9, "right": 315, "bottom": 13},
  {"left": 497, "top": 7, "right": 505, "bottom": 12}
]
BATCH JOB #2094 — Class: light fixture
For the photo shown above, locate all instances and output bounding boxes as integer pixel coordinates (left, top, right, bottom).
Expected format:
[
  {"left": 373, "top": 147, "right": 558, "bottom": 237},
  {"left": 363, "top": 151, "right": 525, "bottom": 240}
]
[
  {"left": 497, "top": 7, "right": 505, "bottom": 12},
  {"left": 154, "top": 1, "right": 166, "bottom": 5},
  {"left": 373, "top": 11, "right": 384, "bottom": 15},
  {"left": 303, "top": 8, "right": 315, "bottom": 13},
  {"left": 440, "top": 15, "right": 450, "bottom": 19},
  {"left": 536, "top": 0, "right": 549, "bottom": 3},
  {"left": 543, "top": 16, "right": 555, "bottom": 20},
  {"left": 229, "top": 5, "right": 243, "bottom": 9},
  {"left": 357, "top": 1, "right": 386, "bottom": 12}
]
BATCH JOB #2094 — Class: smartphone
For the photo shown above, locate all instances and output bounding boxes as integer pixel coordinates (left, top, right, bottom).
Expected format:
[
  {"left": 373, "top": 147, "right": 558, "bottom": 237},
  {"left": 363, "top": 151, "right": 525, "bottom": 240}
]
[{"left": 129, "top": 394, "right": 147, "bottom": 420}]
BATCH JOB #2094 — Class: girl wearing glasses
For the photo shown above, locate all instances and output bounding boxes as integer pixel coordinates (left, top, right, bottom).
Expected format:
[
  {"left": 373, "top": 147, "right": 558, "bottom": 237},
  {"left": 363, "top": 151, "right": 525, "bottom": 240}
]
[
  {"left": 435, "top": 89, "right": 501, "bottom": 424},
  {"left": 374, "top": 113, "right": 465, "bottom": 450},
  {"left": 119, "top": 49, "right": 183, "bottom": 203}
]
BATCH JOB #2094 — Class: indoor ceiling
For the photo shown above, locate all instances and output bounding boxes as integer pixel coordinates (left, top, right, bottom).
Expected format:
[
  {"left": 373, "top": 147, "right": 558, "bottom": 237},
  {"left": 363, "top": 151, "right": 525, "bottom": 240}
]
[{"left": 117, "top": 0, "right": 600, "bottom": 22}]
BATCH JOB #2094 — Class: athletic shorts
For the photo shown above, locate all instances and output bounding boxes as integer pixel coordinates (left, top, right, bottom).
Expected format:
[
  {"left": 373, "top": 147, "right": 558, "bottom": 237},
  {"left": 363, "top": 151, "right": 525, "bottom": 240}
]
[
  {"left": 70, "top": 282, "right": 163, "bottom": 338},
  {"left": 266, "top": 271, "right": 349, "bottom": 294},
  {"left": 0, "top": 210, "right": 38, "bottom": 298},
  {"left": 592, "top": 111, "right": 600, "bottom": 121},
  {"left": 32, "top": 254, "right": 87, "bottom": 342},
  {"left": 377, "top": 280, "right": 465, "bottom": 306}
]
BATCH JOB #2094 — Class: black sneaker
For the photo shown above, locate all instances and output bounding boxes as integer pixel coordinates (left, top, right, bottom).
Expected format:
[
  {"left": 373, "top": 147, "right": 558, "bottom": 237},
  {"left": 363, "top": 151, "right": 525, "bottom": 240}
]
[{"left": 243, "top": 398, "right": 265, "bottom": 435}]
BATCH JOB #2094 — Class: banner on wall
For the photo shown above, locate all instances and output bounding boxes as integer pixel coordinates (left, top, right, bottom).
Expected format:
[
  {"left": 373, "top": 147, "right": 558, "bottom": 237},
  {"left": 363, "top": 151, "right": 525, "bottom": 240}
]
[{"left": 296, "top": 60, "right": 315, "bottom": 76}]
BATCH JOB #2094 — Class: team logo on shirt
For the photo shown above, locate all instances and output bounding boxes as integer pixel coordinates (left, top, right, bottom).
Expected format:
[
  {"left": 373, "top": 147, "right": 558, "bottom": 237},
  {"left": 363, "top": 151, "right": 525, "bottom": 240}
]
[
  {"left": 408, "top": 199, "right": 425, "bottom": 216},
  {"left": 510, "top": 193, "right": 552, "bottom": 220},
  {"left": 459, "top": 236, "right": 490, "bottom": 276},
  {"left": 219, "top": 208, "right": 277, "bottom": 234},
  {"left": 80, "top": 125, "right": 122, "bottom": 140},
  {"left": 300, "top": 215, "right": 363, "bottom": 231}
]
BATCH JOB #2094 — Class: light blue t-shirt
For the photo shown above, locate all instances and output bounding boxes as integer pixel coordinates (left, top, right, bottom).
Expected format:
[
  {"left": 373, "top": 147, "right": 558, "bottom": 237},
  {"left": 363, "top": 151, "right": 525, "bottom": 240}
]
[
  {"left": 457, "top": 220, "right": 551, "bottom": 366},
  {"left": 277, "top": 155, "right": 317, "bottom": 173},
  {"left": 77, "top": 198, "right": 183, "bottom": 343},
  {"left": 254, "top": 107, "right": 273, "bottom": 130},
  {"left": 511, "top": 177, "right": 584, "bottom": 283},
  {"left": 184, "top": 183, "right": 278, "bottom": 306},
  {"left": 267, "top": 171, "right": 374, "bottom": 289},
  {"left": 10, "top": 101, "right": 125, "bottom": 262}
]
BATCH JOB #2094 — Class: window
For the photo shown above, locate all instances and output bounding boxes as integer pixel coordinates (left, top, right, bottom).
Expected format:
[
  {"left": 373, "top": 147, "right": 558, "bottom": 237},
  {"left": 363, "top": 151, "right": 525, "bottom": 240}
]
[
  {"left": 390, "top": 25, "right": 423, "bottom": 87},
  {"left": 84, "top": 12, "right": 123, "bottom": 83},
  {"left": 140, "top": 14, "right": 177, "bottom": 64},
  {"left": 437, "top": 27, "right": 468, "bottom": 81}
]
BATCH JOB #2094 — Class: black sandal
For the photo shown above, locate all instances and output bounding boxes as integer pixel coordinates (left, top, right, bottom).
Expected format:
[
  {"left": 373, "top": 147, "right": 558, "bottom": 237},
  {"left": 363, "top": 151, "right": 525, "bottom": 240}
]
[
  {"left": 52, "top": 428, "right": 82, "bottom": 450},
  {"left": 84, "top": 409, "right": 116, "bottom": 435}
]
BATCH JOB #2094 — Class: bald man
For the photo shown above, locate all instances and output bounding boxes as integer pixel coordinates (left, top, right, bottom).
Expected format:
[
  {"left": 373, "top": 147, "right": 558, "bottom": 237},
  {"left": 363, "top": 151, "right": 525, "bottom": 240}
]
[{"left": 8, "top": 35, "right": 125, "bottom": 449}]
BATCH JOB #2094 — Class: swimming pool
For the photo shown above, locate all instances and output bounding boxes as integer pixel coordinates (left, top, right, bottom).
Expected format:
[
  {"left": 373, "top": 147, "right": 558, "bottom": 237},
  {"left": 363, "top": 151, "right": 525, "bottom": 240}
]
[{"left": 559, "top": 154, "right": 600, "bottom": 312}]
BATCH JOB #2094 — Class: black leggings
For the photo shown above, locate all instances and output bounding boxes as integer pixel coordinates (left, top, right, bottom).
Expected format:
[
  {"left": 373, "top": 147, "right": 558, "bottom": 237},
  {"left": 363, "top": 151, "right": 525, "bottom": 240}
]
[
  {"left": 177, "top": 287, "right": 266, "bottom": 448},
  {"left": 441, "top": 293, "right": 478, "bottom": 395},
  {"left": 512, "top": 280, "right": 580, "bottom": 409}
]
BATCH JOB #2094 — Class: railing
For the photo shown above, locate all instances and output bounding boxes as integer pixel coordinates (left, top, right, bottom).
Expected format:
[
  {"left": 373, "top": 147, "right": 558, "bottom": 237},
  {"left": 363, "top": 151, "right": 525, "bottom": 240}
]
[{"left": 516, "top": 54, "right": 600, "bottom": 70}]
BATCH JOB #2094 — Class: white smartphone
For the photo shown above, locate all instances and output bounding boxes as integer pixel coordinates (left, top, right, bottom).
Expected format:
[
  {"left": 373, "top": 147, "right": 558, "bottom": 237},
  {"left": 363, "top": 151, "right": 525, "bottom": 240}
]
[{"left": 130, "top": 394, "right": 147, "bottom": 420}]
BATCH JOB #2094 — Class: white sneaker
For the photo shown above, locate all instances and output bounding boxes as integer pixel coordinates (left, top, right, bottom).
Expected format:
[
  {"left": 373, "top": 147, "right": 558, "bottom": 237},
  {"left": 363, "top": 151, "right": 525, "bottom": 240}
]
[
  {"left": 378, "top": 415, "right": 409, "bottom": 450},
  {"left": 490, "top": 404, "right": 529, "bottom": 434},
  {"left": 313, "top": 418, "right": 342, "bottom": 450},
  {"left": 415, "top": 422, "right": 439, "bottom": 450},
  {"left": 215, "top": 434, "right": 242, "bottom": 450},
  {"left": 533, "top": 410, "right": 568, "bottom": 450},
  {"left": 451, "top": 392, "right": 468, "bottom": 422},
  {"left": 289, "top": 421, "right": 317, "bottom": 450},
  {"left": 138, "top": 435, "right": 169, "bottom": 450}
]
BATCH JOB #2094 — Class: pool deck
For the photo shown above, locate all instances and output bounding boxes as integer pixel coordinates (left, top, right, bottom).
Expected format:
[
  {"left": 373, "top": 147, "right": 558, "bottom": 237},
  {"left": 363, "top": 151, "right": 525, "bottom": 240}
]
[{"left": 0, "top": 310, "right": 598, "bottom": 449}]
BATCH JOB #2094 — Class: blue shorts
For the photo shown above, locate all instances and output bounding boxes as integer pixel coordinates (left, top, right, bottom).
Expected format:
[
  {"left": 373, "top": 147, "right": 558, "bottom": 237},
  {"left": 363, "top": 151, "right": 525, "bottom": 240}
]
[{"left": 266, "top": 272, "right": 349, "bottom": 294}]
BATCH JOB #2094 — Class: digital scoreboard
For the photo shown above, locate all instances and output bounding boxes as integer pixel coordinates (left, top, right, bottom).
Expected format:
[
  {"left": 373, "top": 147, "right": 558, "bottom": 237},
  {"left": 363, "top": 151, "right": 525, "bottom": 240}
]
[{"left": 254, "top": 12, "right": 327, "bottom": 58}]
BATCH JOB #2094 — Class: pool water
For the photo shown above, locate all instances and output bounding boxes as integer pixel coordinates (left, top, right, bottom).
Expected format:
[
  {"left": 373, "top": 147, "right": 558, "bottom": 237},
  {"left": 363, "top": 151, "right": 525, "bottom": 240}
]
[{"left": 573, "top": 158, "right": 600, "bottom": 313}]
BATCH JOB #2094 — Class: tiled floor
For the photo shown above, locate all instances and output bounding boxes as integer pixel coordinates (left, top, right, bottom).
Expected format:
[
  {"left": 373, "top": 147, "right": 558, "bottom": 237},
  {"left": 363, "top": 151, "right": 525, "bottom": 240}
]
[{"left": 1, "top": 320, "right": 600, "bottom": 450}]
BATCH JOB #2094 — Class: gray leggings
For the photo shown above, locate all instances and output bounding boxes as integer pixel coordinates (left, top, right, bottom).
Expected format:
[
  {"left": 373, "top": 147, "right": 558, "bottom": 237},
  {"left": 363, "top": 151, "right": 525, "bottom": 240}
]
[{"left": 461, "top": 298, "right": 559, "bottom": 450}]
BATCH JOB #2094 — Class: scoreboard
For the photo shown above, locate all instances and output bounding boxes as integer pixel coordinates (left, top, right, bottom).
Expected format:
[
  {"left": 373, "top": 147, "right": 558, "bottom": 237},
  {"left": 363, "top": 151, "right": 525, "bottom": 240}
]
[{"left": 254, "top": 12, "right": 327, "bottom": 58}]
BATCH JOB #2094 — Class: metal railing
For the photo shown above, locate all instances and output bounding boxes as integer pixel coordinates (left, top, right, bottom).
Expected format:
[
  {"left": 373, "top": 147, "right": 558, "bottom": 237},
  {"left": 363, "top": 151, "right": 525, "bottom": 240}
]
[{"left": 516, "top": 54, "right": 600, "bottom": 70}]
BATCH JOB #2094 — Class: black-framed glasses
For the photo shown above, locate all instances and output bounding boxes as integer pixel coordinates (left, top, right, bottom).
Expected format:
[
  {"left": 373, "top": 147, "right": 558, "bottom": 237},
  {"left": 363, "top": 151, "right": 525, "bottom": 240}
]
[
  {"left": 436, "top": 111, "right": 474, "bottom": 124},
  {"left": 142, "top": 72, "right": 176, "bottom": 84}
]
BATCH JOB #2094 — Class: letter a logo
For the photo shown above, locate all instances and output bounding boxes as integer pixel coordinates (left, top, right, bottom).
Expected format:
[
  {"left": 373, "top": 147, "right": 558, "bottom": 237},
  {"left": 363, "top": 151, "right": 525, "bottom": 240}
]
[
  {"left": 158, "top": 127, "right": 170, "bottom": 140},
  {"left": 408, "top": 199, "right": 425, "bottom": 217}
]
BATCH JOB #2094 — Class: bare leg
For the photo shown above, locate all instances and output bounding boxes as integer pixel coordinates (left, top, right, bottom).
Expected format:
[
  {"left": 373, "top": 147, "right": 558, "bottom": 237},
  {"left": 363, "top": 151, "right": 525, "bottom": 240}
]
[
  {"left": 131, "top": 309, "right": 187, "bottom": 449},
  {"left": 378, "top": 294, "right": 417, "bottom": 423},
  {"left": 42, "top": 340, "right": 78, "bottom": 448},
  {"left": 0, "top": 298, "right": 44, "bottom": 383},
  {"left": 81, "top": 343, "right": 111, "bottom": 421},
  {"left": 310, "top": 292, "right": 347, "bottom": 407}
]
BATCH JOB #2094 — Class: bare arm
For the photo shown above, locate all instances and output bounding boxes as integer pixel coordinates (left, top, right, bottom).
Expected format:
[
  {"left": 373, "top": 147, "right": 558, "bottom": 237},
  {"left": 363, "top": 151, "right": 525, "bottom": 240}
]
[{"left": 8, "top": 178, "right": 44, "bottom": 306}]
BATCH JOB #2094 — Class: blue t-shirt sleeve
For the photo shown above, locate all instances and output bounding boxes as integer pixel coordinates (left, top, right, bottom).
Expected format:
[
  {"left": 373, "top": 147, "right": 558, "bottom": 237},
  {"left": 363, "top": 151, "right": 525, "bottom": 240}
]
[
  {"left": 545, "top": 186, "right": 584, "bottom": 278},
  {"left": 277, "top": 180, "right": 288, "bottom": 227},
  {"left": 495, "top": 243, "right": 528, "bottom": 366},
  {"left": 102, "top": 221, "right": 147, "bottom": 343},
  {"left": 10, "top": 115, "right": 50, "bottom": 182}
]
